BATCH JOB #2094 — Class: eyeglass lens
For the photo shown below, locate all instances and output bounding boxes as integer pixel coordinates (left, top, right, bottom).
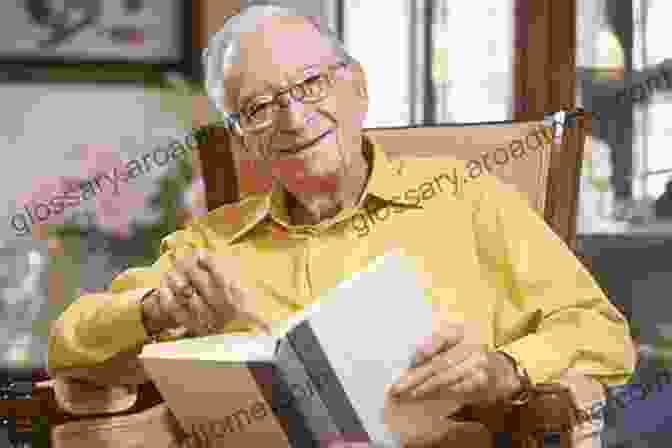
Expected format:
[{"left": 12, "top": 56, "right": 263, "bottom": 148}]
[{"left": 240, "top": 70, "right": 333, "bottom": 133}]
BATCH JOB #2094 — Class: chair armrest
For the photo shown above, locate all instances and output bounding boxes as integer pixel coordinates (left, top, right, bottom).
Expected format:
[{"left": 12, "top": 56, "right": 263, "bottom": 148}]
[{"left": 46, "top": 343, "right": 153, "bottom": 416}]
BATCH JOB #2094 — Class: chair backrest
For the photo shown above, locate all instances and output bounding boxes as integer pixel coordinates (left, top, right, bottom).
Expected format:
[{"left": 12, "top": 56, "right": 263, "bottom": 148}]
[{"left": 196, "top": 111, "right": 590, "bottom": 249}]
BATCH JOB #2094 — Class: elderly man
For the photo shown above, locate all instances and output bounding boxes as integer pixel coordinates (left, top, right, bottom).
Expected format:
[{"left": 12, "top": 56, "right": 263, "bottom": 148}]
[{"left": 47, "top": 2, "right": 636, "bottom": 445}]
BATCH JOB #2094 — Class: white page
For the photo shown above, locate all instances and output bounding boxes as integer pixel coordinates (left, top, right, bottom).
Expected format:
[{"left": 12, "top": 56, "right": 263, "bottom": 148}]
[
  {"left": 140, "top": 333, "right": 277, "bottom": 362},
  {"left": 303, "top": 250, "right": 434, "bottom": 446}
]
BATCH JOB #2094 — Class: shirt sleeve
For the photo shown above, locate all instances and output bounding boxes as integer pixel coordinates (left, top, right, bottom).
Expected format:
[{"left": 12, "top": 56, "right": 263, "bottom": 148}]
[
  {"left": 470, "top": 173, "right": 637, "bottom": 387},
  {"left": 47, "top": 229, "right": 206, "bottom": 375}
]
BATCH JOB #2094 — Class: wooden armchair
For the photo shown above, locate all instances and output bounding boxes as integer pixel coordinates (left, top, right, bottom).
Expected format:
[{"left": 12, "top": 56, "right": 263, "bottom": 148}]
[
  {"left": 195, "top": 109, "right": 607, "bottom": 448},
  {"left": 7, "top": 111, "right": 610, "bottom": 448}
]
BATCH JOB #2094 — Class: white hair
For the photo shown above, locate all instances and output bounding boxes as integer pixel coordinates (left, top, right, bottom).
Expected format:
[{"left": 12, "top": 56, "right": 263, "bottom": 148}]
[{"left": 202, "top": 1, "right": 356, "bottom": 126}]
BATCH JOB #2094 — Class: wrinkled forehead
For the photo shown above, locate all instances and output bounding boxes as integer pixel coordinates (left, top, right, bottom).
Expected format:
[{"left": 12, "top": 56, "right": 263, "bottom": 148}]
[{"left": 224, "top": 15, "right": 339, "bottom": 105}]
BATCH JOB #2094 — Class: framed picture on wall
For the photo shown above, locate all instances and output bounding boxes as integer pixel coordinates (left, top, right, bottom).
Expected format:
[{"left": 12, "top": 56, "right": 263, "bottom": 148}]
[{"left": 0, "top": 0, "right": 194, "bottom": 83}]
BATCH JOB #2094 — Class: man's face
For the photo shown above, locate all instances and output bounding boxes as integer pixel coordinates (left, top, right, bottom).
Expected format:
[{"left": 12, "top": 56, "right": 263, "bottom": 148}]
[{"left": 222, "top": 15, "right": 368, "bottom": 199}]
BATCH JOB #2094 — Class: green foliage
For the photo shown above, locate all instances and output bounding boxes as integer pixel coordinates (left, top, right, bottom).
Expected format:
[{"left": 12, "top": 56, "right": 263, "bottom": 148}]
[
  {"left": 590, "top": 176, "right": 612, "bottom": 193},
  {"left": 148, "top": 72, "right": 222, "bottom": 131},
  {"left": 652, "top": 331, "right": 672, "bottom": 370}
]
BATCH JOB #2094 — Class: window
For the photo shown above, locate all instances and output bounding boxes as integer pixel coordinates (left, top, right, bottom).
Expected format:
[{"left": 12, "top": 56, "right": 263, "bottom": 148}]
[
  {"left": 342, "top": 0, "right": 514, "bottom": 127},
  {"left": 576, "top": 0, "right": 672, "bottom": 234},
  {"left": 342, "top": 0, "right": 411, "bottom": 127}
]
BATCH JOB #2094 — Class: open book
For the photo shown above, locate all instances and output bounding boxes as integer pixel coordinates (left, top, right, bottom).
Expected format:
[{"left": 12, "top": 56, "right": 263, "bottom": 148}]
[{"left": 139, "top": 250, "right": 462, "bottom": 448}]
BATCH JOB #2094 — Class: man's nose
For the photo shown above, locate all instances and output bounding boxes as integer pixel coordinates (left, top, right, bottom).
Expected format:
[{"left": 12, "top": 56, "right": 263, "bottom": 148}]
[{"left": 275, "top": 93, "right": 311, "bottom": 133}]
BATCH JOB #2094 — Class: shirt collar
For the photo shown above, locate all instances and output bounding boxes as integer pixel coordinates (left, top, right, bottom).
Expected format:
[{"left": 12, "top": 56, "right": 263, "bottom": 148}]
[{"left": 189, "top": 134, "right": 419, "bottom": 243}]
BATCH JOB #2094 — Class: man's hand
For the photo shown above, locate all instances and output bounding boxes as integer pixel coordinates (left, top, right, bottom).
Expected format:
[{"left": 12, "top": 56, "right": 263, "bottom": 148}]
[
  {"left": 388, "top": 322, "right": 522, "bottom": 407},
  {"left": 150, "top": 249, "right": 271, "bottom": 337}
]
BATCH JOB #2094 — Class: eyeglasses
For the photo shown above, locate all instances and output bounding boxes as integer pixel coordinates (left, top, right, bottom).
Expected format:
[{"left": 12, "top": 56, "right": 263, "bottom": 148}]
[{"left": 227, "top": 62, "right": 348, "bottom": 137}]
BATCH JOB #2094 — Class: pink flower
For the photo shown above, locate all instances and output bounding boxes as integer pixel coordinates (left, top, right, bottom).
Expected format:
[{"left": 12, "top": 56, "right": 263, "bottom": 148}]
[
  {"left": 64, "top": 144, "right": 147, "bottom": 238},
  {"left": 67, "top": 144, "right": 127, "bottom": 180},
  {"left": 14, "top": 175, "right": 82, "bottom": 229},
  {"left": 94, "top": 186, "right": 146, "bottom": 238}
]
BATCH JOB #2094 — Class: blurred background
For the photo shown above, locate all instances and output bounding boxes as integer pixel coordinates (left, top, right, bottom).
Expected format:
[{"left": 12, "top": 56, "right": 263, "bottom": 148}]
[{"left": 0, "top": 1, "right": 670, "bottom": 447}]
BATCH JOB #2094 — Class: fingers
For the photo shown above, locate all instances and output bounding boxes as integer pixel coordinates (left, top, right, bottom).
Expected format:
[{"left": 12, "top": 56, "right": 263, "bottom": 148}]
[
  {"left": 392, "top": 340, "right": 473, "bottom": 396},
  {"left": 413, "top": 326, "right": 463, "bottom": 366},
  {"left": 407, "top": 352, "right": 487, "bottom": 400},
  {"left": 160, "top": 274, "right": 201, "bottom": 334},
  {"left": 192, "top": 253, "right": 238, "bottom": 318},
  {"left": 155, "top": 285, "right": 191, "bottom": 328},
  {"left": 162, "top": 272, "right": 217, "bottom": 336},
  {"left": 197, "top": 250, "right": 271, "bottom": 334},
  {"left": 187, "top": 293, "right": 219, "bottom": 336},
  {"left": 195, "top": 249, "right": 232, "bottom": 290},
  {"left": 162, "top": 249, "right": 271, "bottom": 336},
  {"left": 163, "top": 269, "right": 192, "bottom": 307},
  {"left": 175, "top": 256, "right": 222, "bottom": 334},
  {"left": 176, "top": 253, "right": 216, "bottom": 302}
]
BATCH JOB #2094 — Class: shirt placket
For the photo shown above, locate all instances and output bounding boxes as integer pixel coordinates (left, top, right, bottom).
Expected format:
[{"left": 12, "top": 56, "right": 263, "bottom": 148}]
[
  {"left": 303, "top": 232, "right": 317, "bottom": 300},
  {"left": 289, "top": 228, "right": 317, "bottom": 303}
]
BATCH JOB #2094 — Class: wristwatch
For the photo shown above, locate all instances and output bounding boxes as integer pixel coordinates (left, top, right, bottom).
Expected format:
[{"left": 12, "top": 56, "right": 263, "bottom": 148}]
[{"left": 496, "top": 351, "right": 533, "bottom": 406}]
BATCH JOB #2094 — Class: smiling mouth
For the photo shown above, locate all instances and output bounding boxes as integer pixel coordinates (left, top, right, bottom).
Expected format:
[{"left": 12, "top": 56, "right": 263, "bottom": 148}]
[{"left": 277, "top": 130, "right": 334, "bottom": 154}]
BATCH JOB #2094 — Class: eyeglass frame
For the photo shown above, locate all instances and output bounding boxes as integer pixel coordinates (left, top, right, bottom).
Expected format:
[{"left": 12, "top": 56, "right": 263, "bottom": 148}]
[{"left": 224, "top": 61, "right": 350, "bottom": 138}]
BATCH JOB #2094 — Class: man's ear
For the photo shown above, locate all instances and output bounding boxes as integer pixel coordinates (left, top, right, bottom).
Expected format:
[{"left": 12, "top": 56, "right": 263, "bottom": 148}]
[
  {"left": 336, "top": 61, "right": 369, "bottom": 129},
  {"left": 226, "top": 127, "right": 254, "bottom": 159},
  {"left": 348, "top": 61, "right": 369, "bottom": 102}
]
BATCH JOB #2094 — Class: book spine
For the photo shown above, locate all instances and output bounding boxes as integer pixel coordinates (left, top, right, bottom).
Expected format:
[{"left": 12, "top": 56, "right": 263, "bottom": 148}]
[
  {"left": 249, "top": 361, "right": 319, "bottom": 448},
  {"left": 286, "top": 320, "right": 371, "bottom": 446},
  {"left": 274, "top": 336, "right": 345, "bottom": 447}
]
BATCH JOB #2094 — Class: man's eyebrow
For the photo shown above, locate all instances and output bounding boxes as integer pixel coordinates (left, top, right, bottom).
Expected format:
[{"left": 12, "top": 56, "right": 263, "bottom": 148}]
[{"left": 238, "top": 63, "right": 322, "bottom": 108}]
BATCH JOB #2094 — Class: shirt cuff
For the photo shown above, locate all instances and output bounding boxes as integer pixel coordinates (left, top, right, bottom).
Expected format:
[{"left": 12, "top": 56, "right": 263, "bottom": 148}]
[
  {"left": 48, "top": 287, "right": 157, "bottom": 374},
  {"left": 132, "top": 288, "right": 157, "bottom": 344},
  {"left": 496, "top": 333, "right": 571, "bottom": 385},
  {"left": 76, "top": 287, "right": 156, "bottom": 362}
]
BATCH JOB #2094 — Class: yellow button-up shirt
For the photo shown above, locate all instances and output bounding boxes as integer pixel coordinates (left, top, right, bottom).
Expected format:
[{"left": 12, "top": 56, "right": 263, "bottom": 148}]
[{"left": 47, "top": 135, "right": 636, "bottom": 389}]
